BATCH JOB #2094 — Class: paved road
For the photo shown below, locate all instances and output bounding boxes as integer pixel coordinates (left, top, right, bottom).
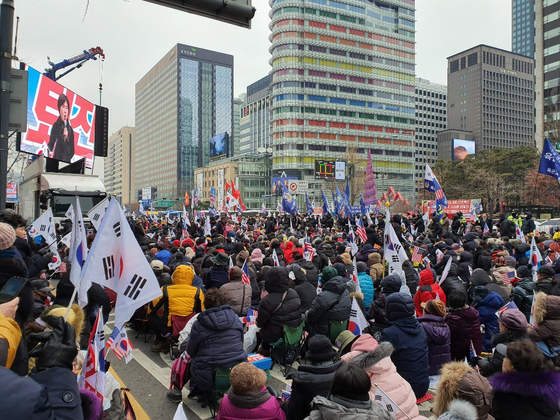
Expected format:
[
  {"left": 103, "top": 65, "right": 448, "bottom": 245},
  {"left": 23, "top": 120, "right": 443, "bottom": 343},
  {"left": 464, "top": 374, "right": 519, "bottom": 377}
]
[{"left": 106, "top": 314, "right": 435, "bottom": 419}]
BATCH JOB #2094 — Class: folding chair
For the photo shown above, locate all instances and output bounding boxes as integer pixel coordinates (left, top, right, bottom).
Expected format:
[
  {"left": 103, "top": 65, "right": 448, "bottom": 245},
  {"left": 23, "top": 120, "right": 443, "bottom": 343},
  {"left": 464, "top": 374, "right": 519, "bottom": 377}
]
[
  {"left": 270, "top": 321, "right": 305, "bottom": 377},
  {"left": 133, "top": 318, "right": 154, "bottom": 343},
  {"left": 328, "top": 319, "right": 349, "bottom": 344},
  {"left": 201, "top": 365, "right": 236, "bottom": 419},
  {"left": 168, "top": 313, "right": 196, "bottom": 360}
]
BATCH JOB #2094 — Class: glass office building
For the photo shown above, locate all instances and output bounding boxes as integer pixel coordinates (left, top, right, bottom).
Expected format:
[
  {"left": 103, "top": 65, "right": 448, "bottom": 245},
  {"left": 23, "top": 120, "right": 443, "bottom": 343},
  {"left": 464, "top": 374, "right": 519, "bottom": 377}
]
[
  {"left": 269, "top": 0, "right": 416, "bottom": 202},
  {"left": 239, "top": 75, "right": 272, "bottom": 155},
  {"left": 513, "top": 0, "right": 536, "bottom": 58},
  {"left": 135, "top": 44, "right": 233, "bottom": 200}
]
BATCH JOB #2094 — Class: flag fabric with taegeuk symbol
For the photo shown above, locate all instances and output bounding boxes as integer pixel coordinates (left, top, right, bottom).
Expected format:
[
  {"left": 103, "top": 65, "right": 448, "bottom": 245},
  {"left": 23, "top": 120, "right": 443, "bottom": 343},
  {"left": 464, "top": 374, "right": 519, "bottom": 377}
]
[
  {"left": 69, "top": 198, "right": 90, "bottom": 307},
  {"left": 79, "top": 310, "right": 105, "bottom": 403},
  {"left": 383, "top": 210, "right": 409, "bottom": 275},
  {"left": 87, "top": 198, "right": 109, "bottom": 231},
  {"left": 106, "top": 326, "right": 134, "bottom": 363},
  {"left": 29, "top": 208, "right": 57, "bottom": 244},
  {"left": 80, "top": 198, "right": 162, "bottom": 330}
]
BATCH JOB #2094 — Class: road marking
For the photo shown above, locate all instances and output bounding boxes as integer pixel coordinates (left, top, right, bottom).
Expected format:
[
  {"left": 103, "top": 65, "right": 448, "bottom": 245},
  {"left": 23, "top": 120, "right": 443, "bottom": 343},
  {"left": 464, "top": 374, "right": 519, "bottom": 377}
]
[{"left": 109, "top": 367, "right": 150, "bottom": 420}]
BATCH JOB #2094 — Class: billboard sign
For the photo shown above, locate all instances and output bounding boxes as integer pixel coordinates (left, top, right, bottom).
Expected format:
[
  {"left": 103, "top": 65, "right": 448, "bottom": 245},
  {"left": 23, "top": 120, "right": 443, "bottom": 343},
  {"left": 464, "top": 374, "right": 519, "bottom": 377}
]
[
  {"left": 209, "top": 132, "right": 228, "bottom": 161},
  {"left": 217, "top": 168, "right": 224, "bottom": 207},
  {"left": 452, "top": 139, "right": 475, "bottom": 161},
  {"left": 422, "top": 199, "right": 482, "bottom": 219},
  {"left": 142, "top": 187, "right": 152, "bottom": 200},
  {"left": 6, "top": 183, "right": 17, "bottom": 203},
  {"left": 315, "top": 159, "right": 346, "bottom": 180},
  {"left": 19, "top": 65, "right": 96, "bottom": 168}
]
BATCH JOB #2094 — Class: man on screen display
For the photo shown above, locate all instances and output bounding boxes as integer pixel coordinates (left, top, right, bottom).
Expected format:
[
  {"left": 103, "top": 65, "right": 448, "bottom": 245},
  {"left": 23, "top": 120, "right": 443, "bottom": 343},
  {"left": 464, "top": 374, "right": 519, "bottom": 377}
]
[{"left": 47, "top": 93, "right": 75, "bottom": 162}]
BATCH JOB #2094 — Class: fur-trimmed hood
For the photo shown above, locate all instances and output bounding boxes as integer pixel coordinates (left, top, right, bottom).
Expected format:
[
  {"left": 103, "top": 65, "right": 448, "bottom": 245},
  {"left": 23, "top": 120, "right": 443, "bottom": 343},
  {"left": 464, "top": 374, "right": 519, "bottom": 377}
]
[
  {"left": 533, "top": 291, "right": 560, "bottom": 325},
  {"left": 490, "top": 370, "right": 560, "bottom": 406},
  {"left": 351, "top": 341, "right": 394, "bottom": 370},
  {"left": 433, "top": 362, "right": 494, "bottom": 419}
]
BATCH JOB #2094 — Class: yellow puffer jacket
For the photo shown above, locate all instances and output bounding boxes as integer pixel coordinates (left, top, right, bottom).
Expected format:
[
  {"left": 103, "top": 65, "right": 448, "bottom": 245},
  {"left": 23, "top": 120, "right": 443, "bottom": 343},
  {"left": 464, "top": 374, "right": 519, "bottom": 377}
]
[
  {"left": 0, "top": 314, "right": 21, "bottom": 369},
  {"left": 149, "top": 265, "right": 205, "bottom": 327}
]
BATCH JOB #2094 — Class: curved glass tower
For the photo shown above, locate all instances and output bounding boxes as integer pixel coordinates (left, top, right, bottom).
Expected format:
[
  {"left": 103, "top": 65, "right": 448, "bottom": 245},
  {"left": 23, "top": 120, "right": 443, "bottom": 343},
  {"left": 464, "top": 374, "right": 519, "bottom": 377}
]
[{"left": 269, "top": 0, "right": 416, "bottom": 203}]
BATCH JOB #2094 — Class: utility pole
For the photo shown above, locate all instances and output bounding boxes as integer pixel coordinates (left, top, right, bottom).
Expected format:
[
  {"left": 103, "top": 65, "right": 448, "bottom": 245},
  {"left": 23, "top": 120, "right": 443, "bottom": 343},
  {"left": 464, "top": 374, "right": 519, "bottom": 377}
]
[{"left": 0, "top": 0, "right": 14, "bottom": 209}]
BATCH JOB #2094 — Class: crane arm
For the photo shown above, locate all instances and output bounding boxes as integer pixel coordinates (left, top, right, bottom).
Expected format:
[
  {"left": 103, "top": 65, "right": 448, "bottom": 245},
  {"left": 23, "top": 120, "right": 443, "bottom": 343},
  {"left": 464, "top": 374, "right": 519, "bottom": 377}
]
[{"left": 43, "top": 46, "right": 105, "bottom": 81}]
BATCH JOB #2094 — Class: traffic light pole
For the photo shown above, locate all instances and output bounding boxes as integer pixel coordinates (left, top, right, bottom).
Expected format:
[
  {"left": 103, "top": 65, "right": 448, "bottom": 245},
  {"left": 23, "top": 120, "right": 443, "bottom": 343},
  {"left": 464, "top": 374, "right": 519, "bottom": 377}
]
[{"left": 0, "top": 0, "right": 14, "bottom": 210}]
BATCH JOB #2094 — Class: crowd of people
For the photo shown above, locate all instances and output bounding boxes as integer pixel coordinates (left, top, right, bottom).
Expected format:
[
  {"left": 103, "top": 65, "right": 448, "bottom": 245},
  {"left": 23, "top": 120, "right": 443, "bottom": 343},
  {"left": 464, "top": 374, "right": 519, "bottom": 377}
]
[{"left": 2, "top": 206, "right": 560, "bottom": 419}]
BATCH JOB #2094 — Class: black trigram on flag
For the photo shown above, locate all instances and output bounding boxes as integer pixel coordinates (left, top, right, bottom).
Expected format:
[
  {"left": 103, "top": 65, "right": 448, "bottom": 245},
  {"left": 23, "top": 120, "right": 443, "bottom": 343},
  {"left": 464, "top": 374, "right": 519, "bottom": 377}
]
[
  {"left": 393, "top": 244, "right": 401, "bottom": 254},
  {"left": 391, "top": 255, "right": 400, "bottom": 262},
  {"left": 40, "top": 224, "right": 46, "bottom": 232},
  {"left": 123, "top": 274, "right": 147, "bottom": 300},
  {"left": 103, "top": 255, "right": 115, "bottom": 280},
  {"left": 113, "top": 222, "right": 121, "bottom": 238},
  {"left": 92, "top": 213, "right": 101, "bottom": 221},
  {"left": 350, "top": 308, "right": 357, "bottom": 318}
]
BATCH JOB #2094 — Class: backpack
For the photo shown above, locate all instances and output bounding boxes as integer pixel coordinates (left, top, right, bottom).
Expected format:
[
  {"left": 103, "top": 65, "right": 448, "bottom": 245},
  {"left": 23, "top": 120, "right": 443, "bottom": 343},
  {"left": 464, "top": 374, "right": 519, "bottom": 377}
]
[{"left": 170, "top": 351, "right": 192, "bottom": 390}]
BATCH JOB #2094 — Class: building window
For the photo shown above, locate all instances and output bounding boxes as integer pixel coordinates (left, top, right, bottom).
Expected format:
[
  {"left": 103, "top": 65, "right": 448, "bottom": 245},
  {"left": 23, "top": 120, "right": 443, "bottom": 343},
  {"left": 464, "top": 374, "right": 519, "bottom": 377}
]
[{"left": 468, "top": 52, "right": 478, "bottom": 67}]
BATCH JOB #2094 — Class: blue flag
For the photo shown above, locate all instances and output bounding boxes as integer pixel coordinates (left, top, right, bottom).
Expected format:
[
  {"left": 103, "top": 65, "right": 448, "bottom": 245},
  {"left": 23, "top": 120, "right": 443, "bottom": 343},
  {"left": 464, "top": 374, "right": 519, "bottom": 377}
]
[
  {"left": 282, "top": 184, "right": 298, "bottom": 215},
  {"left": 424, "top": 163, "right": 448, "bottom": 208},
  {"left": 305, "top": 192, "right": 314, "bottom": 215},
  {"left": 332, "top": 190, "right": 340, "bottom": 215},
  {"left": 538, "top": 138, "right": 560, "bottom": 185},
  {"left": 336, "top": 186, "right": 352, "bottom": 218},
  {"left": 321, "top": 190, "right": 330, "bottom": 215},
  {"left": 360, "top": 195, "right": 367, "bottom": 217}
]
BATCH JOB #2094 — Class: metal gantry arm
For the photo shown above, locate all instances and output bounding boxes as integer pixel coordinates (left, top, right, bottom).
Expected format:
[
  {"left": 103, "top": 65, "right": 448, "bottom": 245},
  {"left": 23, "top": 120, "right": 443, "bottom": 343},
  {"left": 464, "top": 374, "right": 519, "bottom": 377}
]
[{"left": 43, "top": 46, "right": 105, "bottom": 81}]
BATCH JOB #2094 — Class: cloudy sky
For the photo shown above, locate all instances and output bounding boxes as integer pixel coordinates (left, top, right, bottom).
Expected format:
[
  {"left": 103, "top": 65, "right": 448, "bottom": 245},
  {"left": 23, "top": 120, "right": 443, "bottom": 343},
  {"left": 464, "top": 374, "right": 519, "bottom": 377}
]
[{"left": 15, "top": 0, "right": 511, "bottom": 134}]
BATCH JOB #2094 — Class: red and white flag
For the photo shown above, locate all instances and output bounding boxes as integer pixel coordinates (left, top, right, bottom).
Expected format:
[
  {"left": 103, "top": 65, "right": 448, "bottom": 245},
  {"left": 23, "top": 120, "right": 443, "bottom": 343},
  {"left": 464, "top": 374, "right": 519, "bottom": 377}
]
[
  {"left": 355, "top": 216, "right": 368, "bottom": 243},
  {"left": 79, "top": 310, "right": 105, "bottom": 403},
  {"left": 241, "top": 259, "right": 251, "bottom": 285}
]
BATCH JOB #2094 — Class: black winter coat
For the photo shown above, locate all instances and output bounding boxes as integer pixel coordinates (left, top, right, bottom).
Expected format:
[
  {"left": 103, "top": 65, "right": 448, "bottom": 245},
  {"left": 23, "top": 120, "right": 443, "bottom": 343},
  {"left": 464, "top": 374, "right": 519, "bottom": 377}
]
[
  {"left": 402, "top": 260, "right": 419, "bottom": 295},
  {"left": 257, "top": 267, "right": 302, "bottom": 344},
  {"left": 293, "top": 257, "right": 319, "bottom": 288},
  {"left": 306, "top": 276, "right": 351, "bottom": 337},
  {"left": 469, "top": 268, "right": 510, "bottom": 304},
  {"left": 441, "top": 264, "right": 467, "bottom": 299},
  {"left": 285, "top": 361, "right": 342, "bottom": 420},
  {"left": 380, "top": 293, "right": 429, "bottom": 399},
  {"left": 294, "top": 278, "right": 317, "bottom": 312},
  {"left": 204, "top": 265, "right": 229, "bottom": 290},
  {"left": 457, "top": 251, "right": 473, "bottom": 284},
  {"left": 511, "top": 277, "right": 536, "bottom": 321},
  {"left": 187, "top": 305, "right": 247, "bottom": 392},
  {"left": 477, "top": 330, "right": 527, "bottom": 377},
  {"left": 536, "top": 279, "right": 560, "bottom": 296}
]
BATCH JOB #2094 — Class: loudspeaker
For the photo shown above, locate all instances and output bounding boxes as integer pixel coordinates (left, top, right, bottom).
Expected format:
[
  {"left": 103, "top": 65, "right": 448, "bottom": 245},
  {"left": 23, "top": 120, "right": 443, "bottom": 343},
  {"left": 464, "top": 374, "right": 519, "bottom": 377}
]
[{"left": 94, "top": 105, "right": 109, "bottom": 157}]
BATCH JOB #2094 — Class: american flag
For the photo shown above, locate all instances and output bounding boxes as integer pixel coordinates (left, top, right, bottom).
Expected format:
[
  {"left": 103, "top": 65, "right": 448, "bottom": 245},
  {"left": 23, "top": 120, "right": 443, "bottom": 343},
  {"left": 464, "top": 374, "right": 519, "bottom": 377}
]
[
  {"left": 435, "top": 188, "right": 445, "bottom": 201},
  {"left": 356, "top": 217, "right": 368, "bottom": 243},
  {"left": 106, "top": 326, "right": 120, "bottom": 349},
  {"left": 501, "top": 270, "right": 515, "bottom": 286},
  {"left": 483, "top": 222, "right": 489, "bottom": 234},
  {"left": 241, "top": 259, "right": 251, "bottom": 285},
  {"left": 411, "top": 246, "right": 424, "bottom": 263},
  {"left": 304, "top": 240, "right": 315, "bottom": 262}
]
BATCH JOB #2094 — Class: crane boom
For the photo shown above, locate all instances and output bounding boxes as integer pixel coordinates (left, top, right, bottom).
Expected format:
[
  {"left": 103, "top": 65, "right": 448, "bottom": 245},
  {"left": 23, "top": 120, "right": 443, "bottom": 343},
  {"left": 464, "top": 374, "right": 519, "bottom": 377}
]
[{"left": 43, "top": 46, "right": 105, "bottom": 81}]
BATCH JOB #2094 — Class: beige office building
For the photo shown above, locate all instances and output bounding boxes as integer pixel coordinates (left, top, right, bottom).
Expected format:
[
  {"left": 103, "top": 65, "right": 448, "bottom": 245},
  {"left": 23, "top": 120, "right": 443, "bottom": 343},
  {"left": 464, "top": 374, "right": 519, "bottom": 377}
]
[
  {"left": 104, "top": 126, "right": 135, "bottom": 205},
  {"left": 447, "top": 45, "right": 535, "bottom": 151}
]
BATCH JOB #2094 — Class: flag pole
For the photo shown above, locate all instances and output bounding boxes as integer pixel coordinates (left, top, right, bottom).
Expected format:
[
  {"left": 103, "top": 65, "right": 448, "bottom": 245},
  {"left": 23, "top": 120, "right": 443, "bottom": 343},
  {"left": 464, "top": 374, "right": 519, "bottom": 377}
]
[{"left": 374, "top": 383, "right": 412, "bottom": 420}]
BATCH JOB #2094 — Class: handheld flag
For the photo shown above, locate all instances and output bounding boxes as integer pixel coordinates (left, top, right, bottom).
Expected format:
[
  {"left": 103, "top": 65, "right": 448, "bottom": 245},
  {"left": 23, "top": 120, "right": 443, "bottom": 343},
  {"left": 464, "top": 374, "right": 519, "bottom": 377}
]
[
  {"left": 355, "top": 216, "right": 368, "bottom": 243},
  {"left": 439, "top": 256, "right": 452, "bottom": 285},
  {"left": 360, "top": 195, "right": 368, "bottom": 217},
  {"left": 282, "top": 184, "right": 298, "bottom": 216},
  {"left": 305, "top": 192, "right": 314, "bottom": 215},
  {"left": 106, "top": 326, "right": 134, "bottom": 363},
  {"left": 321, "top": 190, "right": 330, "bottom": 215},
  {"left": 515, "top": 225, "right": 526, "bottom": 243},
  {"left": 483, "top": 222, "right": 489, "bottom": 234},
  {"left": 79, "top": 310, "right": 105, "bottom": 403},
  {"left": 29, "top": 208, "right": 57, "bottom": 244},
  {"left": 411, "top": 246, "right": 424, "bottom": 264},
  {"left": 538, "top": 138, "right": 560, "bottom": 185},
  {"left": 424, "top": 164, "right": 448, "bottom": 208},
  {"left": 79, "top": 198, "right": 162, "bottom": 329},
  {"left": 69, "top": 197, "right": 90, "bottom": 307},
  {"left": 345, "top": 178, "right": 350, "bottom": 202},
  {"left": 373, "top": 384, "right": 400, "bottom": 419},
  {"left": 304, "top": 238, "right": 315, "bottom": 262},
  {"left": 348, "top": 221, "right": 358, "bottom": 255},
  {"left": 87, "top": 197, "right": 109, "bottom": 231},
  {"left": 272, "top": 249, "right": 280, "bottom": 266},
  {"left": 383, "top": 210, "right": 409, "bottom": 276},
  {"left": 529, "top": 235, "right": 543, "bottom": 281},
  {"left": 348, "top": 298, "right": 368, "bottom": 335},
  {"left": 261, "top": 202, "right": 267, "bottom": 215},
  {"left": 241, "top": 259, "right": 251, "bottom": 285}
]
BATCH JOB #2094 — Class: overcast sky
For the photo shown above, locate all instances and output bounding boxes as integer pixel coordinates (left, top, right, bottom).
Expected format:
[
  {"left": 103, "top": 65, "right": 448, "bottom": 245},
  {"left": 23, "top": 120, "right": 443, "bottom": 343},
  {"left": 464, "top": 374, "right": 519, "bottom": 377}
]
[{"left": 15, "top": 0, "right": 511, "bottom": 134}]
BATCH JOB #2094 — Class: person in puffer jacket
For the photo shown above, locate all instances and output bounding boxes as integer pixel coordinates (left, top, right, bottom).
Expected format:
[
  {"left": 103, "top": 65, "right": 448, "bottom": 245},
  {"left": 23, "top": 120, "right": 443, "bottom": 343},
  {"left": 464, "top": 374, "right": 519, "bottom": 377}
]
[
  {"left": 440, "top": 263, "right": 467, "bottom": 299},
  {"left": 368, "top": 252, "right": 384, "bottom": 287},
  {"left": 380, "top": 293, "right": 430, "bottom": 399},
  {"left": 402, "top": 260, "right": 419, "bottom": 295},
  {"left": 471, "top": 288, "right": 504, "bottom": 352},
  {"left": 356, "top": 262, "right": 374, "bottom": 310},
  {"left": 293, "top": 250, "right": 319, "bottom": 288},
  {"left": 462, "top": 232, "right": 477, "bottom": 253},
  {"left": 342, "top": 335, "right": 429, "bottom": 420},
  {"left": 216, "top": 362, "right": 285, "bottom": 420},
  {"left": 356, "top": 243, "right": 375, "bottom": 264},
  {"left": 414, "top": 269, "right": 447, "bottom": 318},
  {"left": 445, "top": 292, "right": 483, "bottom": 362},
  {"left": 457, "top": 251, "right": 473, "bottom": 284},
  {"left": 187, "top": 289, "right": 247, "bottom": 396},
  {"left": 368, "top": 274, "right": 401, "bottom": 340},
  {"left": 418, "top": 299, "right": 451, "bottom": 376},
  {"left": 306, "top": 266, "right": 351, "bottom": 338},
  {"left": 510, "top": 265, "right": 536, "bottom": 322},
  {"left": 257, "top": 266, "right": 302, "bottom": 354},
  {"left": 469, "top": 268, "right": 509, "bottom": 304}
]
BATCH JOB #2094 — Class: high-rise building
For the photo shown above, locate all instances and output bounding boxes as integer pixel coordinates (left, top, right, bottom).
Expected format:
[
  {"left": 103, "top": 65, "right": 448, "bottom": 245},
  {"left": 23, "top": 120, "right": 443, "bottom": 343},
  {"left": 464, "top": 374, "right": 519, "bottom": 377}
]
[
  {"left": 233, "top": 96, "right": 245, "bottom": 157},
  {"left": 414, "top": 78, "right": 447, "bottom": 190},
  {"left": 105, "top": 126, "right": 135, "bottom": 205},
  {"left": 134, "top": 44, "right": 233, "bottom": 202},
  {"left": 535, "top": 0, "right": 560, "bottom": 148},
  {"left": 239, "top": 75, "right": 272, "bottom": 155},
  {"left": 447, "top": 45, "right": 534, "bottom": 151},
  {"left": 512, "top": 0, "right": 536, "bottom": 58},
  {"left": 269, "top": 0, "right": 416, "bottom": 202}
]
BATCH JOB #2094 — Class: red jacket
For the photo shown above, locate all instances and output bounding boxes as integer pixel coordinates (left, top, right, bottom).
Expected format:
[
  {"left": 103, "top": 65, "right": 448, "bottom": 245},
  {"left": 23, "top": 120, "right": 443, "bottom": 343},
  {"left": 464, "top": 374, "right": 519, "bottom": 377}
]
[{"left": 414, "top": 269, "right": 447, "bottom": 317}]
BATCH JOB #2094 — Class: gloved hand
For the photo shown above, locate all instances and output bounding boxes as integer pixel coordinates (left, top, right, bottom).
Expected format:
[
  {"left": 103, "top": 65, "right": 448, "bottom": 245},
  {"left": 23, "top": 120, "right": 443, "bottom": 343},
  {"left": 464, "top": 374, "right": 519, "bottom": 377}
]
[
  {"left": 468, "top": 356, "right": 482, "bottom": 367},
  {"left": 29, "top": 316, "right": 78, "bottom": 371}
]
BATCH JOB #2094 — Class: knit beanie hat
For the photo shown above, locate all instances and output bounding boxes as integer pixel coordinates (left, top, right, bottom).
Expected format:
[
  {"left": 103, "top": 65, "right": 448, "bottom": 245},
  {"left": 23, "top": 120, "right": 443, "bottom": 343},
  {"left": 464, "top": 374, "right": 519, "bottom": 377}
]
[
  {"left": 306, "top": 334, "right": 337, "bottom": 362},
  {"left": 321, "top": 266, "right": 338, "bottom": 283},
  {"left": 515, "top": 265, "right": 532, "bottom": 279},
  {"left": 229, "top": 362, "right": 267, "bottom": 394},
  {"left": 499, "top": 309, "right": 528, "bottom": 332},
  {"left": 356, "top": 261, "right": 368, "bottom": 273},
  {"left": 250, "top": 248, "right": 263, "bottom": 264},
  {"left": 0, "top": 222, "right": 16, "bottom": 251}
]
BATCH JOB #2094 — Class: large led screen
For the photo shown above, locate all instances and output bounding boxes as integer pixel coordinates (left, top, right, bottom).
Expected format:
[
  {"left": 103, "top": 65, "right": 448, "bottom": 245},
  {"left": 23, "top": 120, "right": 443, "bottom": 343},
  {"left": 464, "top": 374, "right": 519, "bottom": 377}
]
[
  {"left": 19, "top": 65, "right": 96, "bottom": 168},
  {"left": 452, "top": 139, "right": 475, "bottom": 161},
  {"left": 209, "top": 132, "right": 228, "bottom": 161}
]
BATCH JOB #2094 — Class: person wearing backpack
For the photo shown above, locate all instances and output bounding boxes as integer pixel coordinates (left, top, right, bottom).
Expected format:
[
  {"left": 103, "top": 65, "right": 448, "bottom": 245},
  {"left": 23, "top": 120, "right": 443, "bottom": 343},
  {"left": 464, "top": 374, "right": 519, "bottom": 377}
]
[{"left": 497, "top": 214, "right": 515, "bottom": 239}]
